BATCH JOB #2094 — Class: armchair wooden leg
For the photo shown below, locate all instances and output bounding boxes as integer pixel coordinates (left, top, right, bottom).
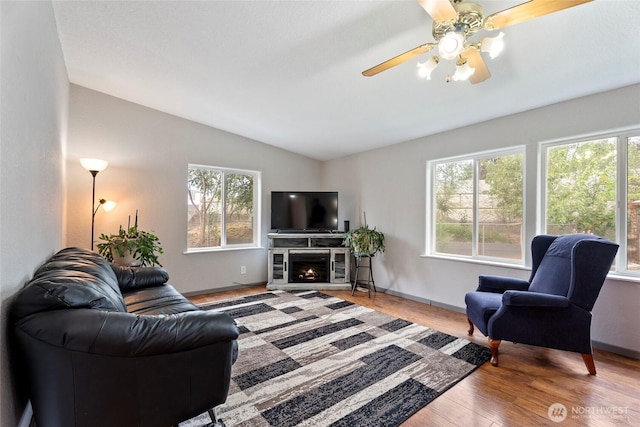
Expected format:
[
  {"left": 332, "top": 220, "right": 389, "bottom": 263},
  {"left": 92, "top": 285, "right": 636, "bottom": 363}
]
[
  {"left": 467, "top": 317, "right": 474, "bottom": 335},
  {"left": 582, "top": 353, "right": 597, "bottom": 375},
  {"left": 488, "top": 338, "right": 501, "bottom": 367}
]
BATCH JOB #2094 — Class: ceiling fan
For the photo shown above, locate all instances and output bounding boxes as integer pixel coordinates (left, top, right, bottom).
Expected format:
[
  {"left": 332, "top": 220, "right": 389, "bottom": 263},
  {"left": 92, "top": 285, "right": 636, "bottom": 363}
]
[{"left": 362, "top": 0, "right": 593, "bottom": 83}]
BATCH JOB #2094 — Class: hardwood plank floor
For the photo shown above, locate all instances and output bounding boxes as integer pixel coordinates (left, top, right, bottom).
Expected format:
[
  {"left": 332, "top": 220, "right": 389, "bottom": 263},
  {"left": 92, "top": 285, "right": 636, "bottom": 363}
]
[{"left": 189, "top": 285, "right": 640, "bottom": 426}]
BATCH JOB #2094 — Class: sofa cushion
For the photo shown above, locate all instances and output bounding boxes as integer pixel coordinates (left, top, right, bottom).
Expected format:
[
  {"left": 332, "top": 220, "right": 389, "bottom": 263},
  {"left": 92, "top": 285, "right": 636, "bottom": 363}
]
[
  {"left": 12, "top": 248, "right": 126, "bottom": 320},
  {"left": 124, "top": 285, "right": 200, "bottom": 315},
  {"left": 465, "top": 291, "right": 502, "bottom": 336},
  {"left": 110, "top": 264, "right": 170, "bottom": 291}
]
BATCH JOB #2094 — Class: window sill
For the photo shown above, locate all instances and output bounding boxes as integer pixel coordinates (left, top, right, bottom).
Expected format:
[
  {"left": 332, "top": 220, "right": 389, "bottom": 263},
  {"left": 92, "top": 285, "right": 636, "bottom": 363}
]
[
  {"left": 184, "top": 246, "right": 264, "bottom": 254},
  {"left": 421, "top": 254, "right": 640, "bottom": 284},
  {"left": 421, "top": 253, "right": 529, "bottom": 271},
  {"left": 605, "top": 273, "right": 640, "bottom": 284}
]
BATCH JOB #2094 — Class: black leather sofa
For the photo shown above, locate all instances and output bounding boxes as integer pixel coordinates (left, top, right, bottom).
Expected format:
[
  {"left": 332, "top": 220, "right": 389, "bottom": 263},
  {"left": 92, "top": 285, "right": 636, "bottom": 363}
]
[{"left": 11, "top": 247, "right": 239, "bottom": 427}]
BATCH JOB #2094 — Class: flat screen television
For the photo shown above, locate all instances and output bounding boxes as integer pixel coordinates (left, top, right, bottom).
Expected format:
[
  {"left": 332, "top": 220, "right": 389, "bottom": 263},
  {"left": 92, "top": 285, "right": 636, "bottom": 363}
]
[{"left": 271, "top": 191, "right": 338, "bottom": 232}]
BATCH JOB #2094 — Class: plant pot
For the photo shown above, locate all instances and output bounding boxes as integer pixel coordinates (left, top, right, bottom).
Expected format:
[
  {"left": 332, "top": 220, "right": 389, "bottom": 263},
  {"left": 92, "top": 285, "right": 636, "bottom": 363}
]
[
  {"left": 353, "top": 243, "right": 375, "bottom": 257},
  {"left": 111, "top": 248, "right": 141, "bottom": 267},
  {"left": 109, "top": 240, "right": 141, "bottom": 267}
]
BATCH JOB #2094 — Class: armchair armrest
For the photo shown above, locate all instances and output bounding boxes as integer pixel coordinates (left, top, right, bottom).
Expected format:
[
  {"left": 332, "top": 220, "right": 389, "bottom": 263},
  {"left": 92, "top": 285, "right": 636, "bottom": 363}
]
[
  {"left": 502, "top": 290, "right": 570, "bottom": 309},
  {"left": 15, "top": 309, "right": 239, "bottom": 357},
  {"left": 477, "top": 275, "right": 530, "bottom": 293},
  {"left": 110, "top": 264, "right": 169, "bottom": 291}
]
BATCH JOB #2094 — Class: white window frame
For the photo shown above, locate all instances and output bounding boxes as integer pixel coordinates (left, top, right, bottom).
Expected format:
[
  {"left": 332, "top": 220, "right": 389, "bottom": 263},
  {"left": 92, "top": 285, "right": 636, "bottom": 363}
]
[
  {"left": 539, "top": 128, "right": 640, "bottom": 277},
  {"left": 186, "top": 164, "right": 261, "bottom": 253},
  {"left": 426, "top": 146, "right": 526, "bottom": 265}
]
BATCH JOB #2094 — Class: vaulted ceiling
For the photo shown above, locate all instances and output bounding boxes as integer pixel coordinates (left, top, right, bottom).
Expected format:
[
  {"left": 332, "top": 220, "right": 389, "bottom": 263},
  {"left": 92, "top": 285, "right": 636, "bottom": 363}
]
[{"left": 52, "top": 1, "right": 640, "bottom": 160}]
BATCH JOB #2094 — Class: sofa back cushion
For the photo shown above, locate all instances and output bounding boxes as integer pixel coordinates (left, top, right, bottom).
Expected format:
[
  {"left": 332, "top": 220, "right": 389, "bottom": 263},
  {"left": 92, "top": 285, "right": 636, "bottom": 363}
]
[{"left": 12, "top": 248, "right": 126, "bottom": 320}]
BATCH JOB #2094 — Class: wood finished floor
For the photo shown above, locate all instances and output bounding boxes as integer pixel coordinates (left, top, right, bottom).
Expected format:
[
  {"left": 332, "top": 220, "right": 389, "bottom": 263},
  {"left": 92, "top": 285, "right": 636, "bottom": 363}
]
[{"left": 189, "top": 285, "right": 640, "bottom": 427}]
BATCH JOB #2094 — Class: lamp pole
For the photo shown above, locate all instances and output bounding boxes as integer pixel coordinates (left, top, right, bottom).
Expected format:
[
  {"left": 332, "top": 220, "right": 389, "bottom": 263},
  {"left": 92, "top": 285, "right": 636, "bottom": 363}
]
[
  {"left": 89, "top": 170, "right": 99, "bottom": 250},
  {"left": 80, "top": 158, "right": 109, "bottom": 250}
]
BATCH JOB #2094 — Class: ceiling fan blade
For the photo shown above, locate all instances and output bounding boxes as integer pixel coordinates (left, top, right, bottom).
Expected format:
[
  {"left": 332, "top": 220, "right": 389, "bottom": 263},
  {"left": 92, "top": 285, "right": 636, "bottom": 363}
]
[
  {"left": 362, "top": 43, "right": 436, "bottom": 77},
  {"left": 461, "top": 48, "right": 491, "bottom": 84},
  {"left": 417, "top": 0, "right": 457, "bottom": 22},
  {"left": 485, "top": 0, "right": 593, "bottom": 29}
]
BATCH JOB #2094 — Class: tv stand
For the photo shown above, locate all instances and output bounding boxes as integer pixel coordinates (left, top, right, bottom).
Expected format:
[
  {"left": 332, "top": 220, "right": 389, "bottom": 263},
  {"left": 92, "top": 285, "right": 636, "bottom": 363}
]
[{"left": 267, "top": 232, "right": 351, "bottom": 291}]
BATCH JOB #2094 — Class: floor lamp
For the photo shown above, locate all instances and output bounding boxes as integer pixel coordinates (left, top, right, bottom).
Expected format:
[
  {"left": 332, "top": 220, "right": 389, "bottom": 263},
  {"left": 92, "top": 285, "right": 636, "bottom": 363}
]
[{"left": 80, "top": 158, "right": 113, "bottom": 250}]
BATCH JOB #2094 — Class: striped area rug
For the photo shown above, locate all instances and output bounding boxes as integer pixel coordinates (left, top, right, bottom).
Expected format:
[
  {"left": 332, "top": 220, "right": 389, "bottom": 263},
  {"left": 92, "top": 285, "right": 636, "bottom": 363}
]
[{"left": 180, "top": 290, "right": 491, "bottom": 427}]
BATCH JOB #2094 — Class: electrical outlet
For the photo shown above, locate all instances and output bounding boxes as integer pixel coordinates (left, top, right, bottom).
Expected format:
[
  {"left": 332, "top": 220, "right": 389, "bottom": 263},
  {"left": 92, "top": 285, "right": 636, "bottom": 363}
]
[{"left": 240, "top": 266, "right": 246, "bottom": 274}]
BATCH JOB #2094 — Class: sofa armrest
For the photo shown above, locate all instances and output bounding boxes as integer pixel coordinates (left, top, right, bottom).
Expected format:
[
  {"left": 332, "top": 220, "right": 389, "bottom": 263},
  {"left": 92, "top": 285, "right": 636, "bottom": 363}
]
[
  {"left": 110, "top": 264, "right": 169, "bottom": 291},
  {"left": 15, "top": 308, "right": 239, "bottom": 357},
  {"left": 477, "top": 275, "right": 530, "bottom": 293},
  {"left": 14, "top": 308, "right": 239, "bottom": 427},
  {"left": 502, "top": 290, "right": 571, "bottom": 309}
]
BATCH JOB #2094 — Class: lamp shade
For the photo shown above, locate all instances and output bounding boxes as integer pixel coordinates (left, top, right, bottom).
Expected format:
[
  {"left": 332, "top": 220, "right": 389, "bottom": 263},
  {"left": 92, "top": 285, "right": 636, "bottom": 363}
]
[
  {"left": 417, "top": 56, "right": 440, "bottom": 80},
  {"left": 481, "top": 32, "right": 505, "bottom": 59},
  {"left": 452, "top": 61, "right": 475, "bottom": 81},
  {"left": 102, "top": 200, "right": 117, "bottom": 212},
  {"left": 80, "top": 158, "right": 109, "bottom": 172},
  {"left": 438, "top": 31, "right": 465, "bottom": 60}
]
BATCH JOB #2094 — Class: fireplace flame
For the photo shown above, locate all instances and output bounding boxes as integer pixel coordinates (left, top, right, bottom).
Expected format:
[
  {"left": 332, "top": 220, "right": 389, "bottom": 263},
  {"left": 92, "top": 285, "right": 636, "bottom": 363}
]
[{"left": 299, "top": 268, "right": 319, "bottom": 280}]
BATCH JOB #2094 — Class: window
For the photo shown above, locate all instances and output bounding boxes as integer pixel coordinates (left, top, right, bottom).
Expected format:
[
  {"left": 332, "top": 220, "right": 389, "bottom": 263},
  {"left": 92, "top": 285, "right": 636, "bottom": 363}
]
[
  {"left": 187, "top": 165, "right": 260, "bottom": 251},
  {"left": 543, "top": 138, "right": 616, "bottom": 237},
  {"left": 428, "top": 148, "right": 525, "bottom": 262},
  {"left": 542, "top": 130, "right": 640, "bottom": 275}
]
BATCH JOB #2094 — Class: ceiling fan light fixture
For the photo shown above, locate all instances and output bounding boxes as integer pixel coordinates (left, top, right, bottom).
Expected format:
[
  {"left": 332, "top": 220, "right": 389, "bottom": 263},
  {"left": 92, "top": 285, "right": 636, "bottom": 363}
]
[
  {"left": 452, "top": 59, "right": 475, "bottom": 81},
  {"left": 363, "top": 0, "right": 593, "bottom": 82},
  {"left": 480, "top": 31, "right": 505, "bottom": 59},
  {"left": 417, "top": 56, "right": 440, "bottom": 79},
  {"left": 438, "top": 31, "right": 465, "bottom": 60}
]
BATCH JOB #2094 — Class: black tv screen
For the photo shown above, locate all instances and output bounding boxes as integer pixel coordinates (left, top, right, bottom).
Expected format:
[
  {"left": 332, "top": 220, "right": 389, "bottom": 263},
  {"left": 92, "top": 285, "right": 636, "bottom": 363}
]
[{"left": 271, "top": 191, "right": 338, "bottom": 231}]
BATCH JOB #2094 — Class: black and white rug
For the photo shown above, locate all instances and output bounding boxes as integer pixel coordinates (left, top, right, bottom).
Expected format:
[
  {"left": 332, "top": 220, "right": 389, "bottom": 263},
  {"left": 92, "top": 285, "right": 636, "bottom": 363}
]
[{"left": 180, "top": 290, "right": 491, "bottom": 427}]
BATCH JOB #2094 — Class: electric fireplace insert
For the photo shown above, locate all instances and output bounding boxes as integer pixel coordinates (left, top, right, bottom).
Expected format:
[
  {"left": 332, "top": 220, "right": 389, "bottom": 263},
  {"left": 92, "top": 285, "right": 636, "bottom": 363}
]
[{"left": 288, "top": 251, "right": 330, "bottom": 283}]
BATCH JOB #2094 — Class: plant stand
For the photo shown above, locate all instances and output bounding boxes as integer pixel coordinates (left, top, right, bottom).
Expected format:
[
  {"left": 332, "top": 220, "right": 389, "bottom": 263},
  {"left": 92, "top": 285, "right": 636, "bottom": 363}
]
[{"left": 351, "top": 255, "right": 376, "bottom": 298}]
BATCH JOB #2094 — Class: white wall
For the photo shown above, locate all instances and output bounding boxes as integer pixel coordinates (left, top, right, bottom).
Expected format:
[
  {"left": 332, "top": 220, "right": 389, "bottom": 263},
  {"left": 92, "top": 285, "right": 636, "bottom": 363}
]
[
  {"left": 323, "top": 84, "right": 640, "bottom": 356},
  {"left": 65, "top": 85, "right": 323, "bottom": 294},
  {"left": 67, "top": 84, "right": 640, "bottom": 356},
  {"left": 0, "top": 1, "right": 68, "bottom": 425},
  {"left": 1, "top": 6, "right": 636, "bottom": 427}
]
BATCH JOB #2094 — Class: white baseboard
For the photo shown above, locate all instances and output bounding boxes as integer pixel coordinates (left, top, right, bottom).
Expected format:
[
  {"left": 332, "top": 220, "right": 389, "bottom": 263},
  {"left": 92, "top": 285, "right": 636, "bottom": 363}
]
[
  {"left": 592, "top": 340, "right": 640, "bottom": 360},
  {"left": 382, "top": 288, "right": 639, "bottom": 359}
]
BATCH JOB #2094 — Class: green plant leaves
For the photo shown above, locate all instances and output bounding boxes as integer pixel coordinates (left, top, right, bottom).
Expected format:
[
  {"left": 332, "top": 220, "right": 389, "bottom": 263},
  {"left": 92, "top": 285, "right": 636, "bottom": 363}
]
[
  {"left": 343, "top": 224, "right": 385, "bottom": 257},
  {"left": 97, "top": 224, "right": 163, "bottom": 266}
]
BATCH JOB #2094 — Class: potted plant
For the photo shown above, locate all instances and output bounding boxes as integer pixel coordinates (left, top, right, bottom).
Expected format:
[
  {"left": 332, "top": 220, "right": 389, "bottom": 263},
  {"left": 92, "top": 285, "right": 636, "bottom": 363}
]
[
  {"left": 343, "top": 218, "right": 385, "bottom": 257},
  {"left": 97, "top": 213, "right": 163, "bottom": 267}
]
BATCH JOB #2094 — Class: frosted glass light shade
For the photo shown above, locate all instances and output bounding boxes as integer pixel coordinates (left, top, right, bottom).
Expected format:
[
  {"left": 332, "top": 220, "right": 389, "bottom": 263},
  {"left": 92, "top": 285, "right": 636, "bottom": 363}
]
[
  {"left": 80, "top": 158, "right": 109, "bottom": 172},
  {"left": 438, "top": 32, "right": 465, "bottom": 60},
  {"left": 417, "top": 56, "right": 440, "bottom": 80},
  {"left": 481, "top": 32, "right": 505, "bottom": 59},
  {"left": 452, "top": 62, "right": 475, "bottom": 81},
  {"left": 102, "top": 200, "right": 117, "bottom": 212}
]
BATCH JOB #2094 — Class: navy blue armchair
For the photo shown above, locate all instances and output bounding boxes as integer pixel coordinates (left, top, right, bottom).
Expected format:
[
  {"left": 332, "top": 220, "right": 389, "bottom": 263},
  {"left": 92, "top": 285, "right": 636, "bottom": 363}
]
[{"left": 465, "top": 234, "right": 618, "bottom": 374}]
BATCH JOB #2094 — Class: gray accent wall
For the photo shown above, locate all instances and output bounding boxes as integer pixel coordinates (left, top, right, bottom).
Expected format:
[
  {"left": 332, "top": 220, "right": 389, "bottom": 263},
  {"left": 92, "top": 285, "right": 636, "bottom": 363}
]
[
  {"left": 65, "top": 84, "right": 323, "bottom": 294},
  {"left": 1, "top": 1, "right": 68, "bottom": 425},
  {"left": 322, "top": 84, "right": 640, "bottom": 356}
]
